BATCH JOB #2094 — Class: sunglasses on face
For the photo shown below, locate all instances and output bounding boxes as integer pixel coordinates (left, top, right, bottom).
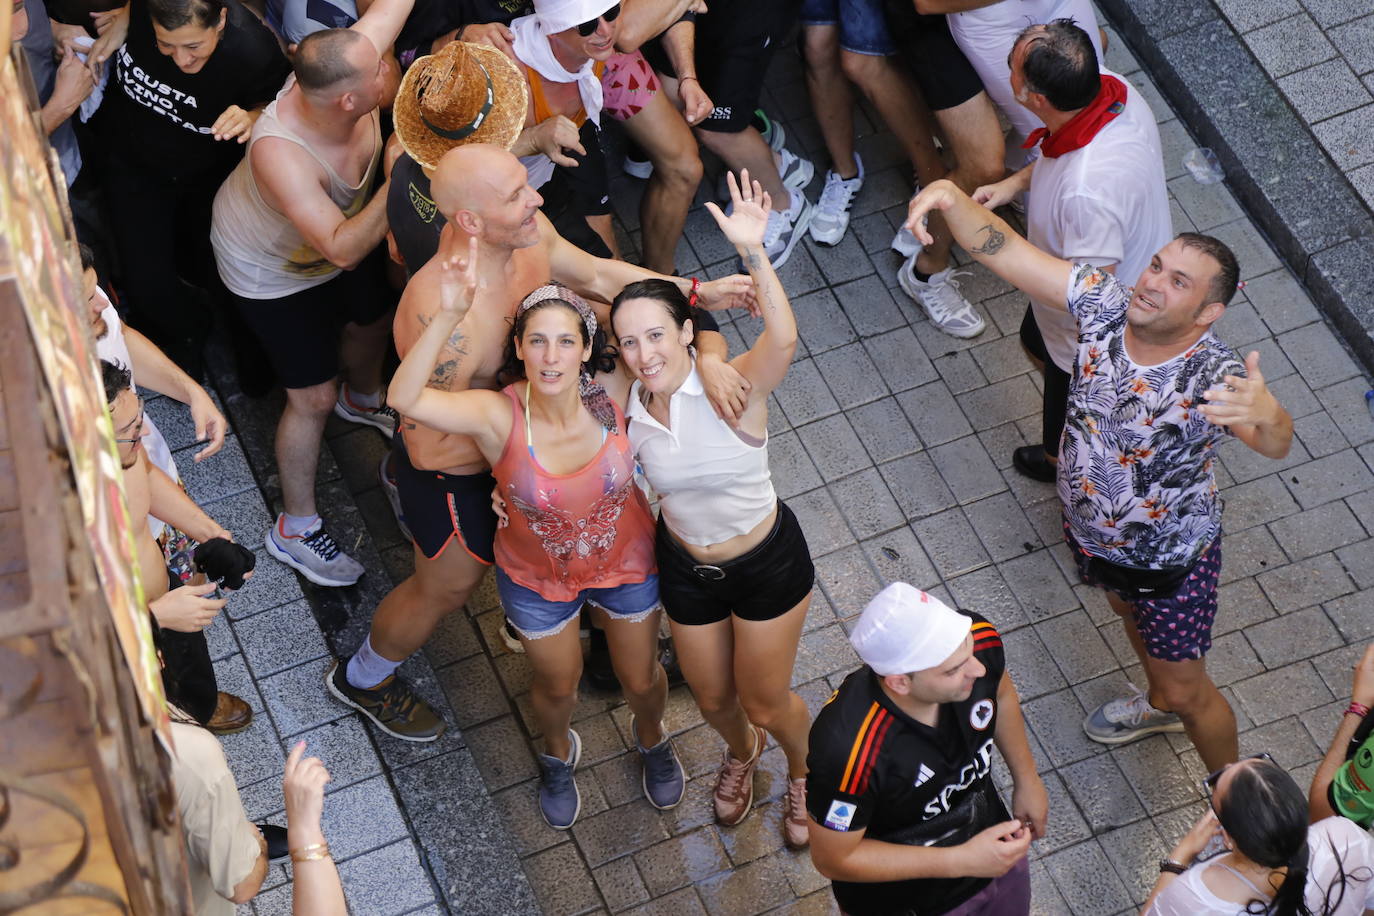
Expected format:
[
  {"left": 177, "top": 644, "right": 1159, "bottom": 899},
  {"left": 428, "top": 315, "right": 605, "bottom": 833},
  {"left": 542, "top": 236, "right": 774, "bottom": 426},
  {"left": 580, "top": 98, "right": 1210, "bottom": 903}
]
[
  {"left": 576, "top": 4, "right": 619, "bottom": 37},
  {"left": 1202, "top": 752, "right": 1274, "bottom": 809}
]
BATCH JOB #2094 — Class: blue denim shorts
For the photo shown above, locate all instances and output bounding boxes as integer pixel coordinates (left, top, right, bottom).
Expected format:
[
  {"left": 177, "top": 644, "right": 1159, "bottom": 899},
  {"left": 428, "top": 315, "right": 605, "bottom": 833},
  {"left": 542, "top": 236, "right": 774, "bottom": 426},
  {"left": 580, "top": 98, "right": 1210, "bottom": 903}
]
[
  {"left": 495, "top": 567, "right": 661, "bottom": 640},
  {"left": 800, "top": 0, "right": 896, "bottom": 56}
]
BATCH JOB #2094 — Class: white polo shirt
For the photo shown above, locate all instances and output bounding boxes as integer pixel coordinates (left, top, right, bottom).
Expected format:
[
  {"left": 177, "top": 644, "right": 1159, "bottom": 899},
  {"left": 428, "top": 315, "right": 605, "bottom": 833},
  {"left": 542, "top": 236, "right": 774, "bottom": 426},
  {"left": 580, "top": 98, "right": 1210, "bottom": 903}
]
[{"left": 1026, "top": 70, "right": 1172, "bottom": 372}]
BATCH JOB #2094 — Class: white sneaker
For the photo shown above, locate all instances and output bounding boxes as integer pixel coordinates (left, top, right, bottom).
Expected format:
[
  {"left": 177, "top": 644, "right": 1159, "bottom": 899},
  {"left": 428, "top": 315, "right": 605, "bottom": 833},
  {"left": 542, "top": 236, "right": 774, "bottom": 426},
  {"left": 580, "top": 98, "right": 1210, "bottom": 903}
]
[
  {"left": 763, "top": 194, "right": 814, "bottom": 270},
  {"left": 897, "top": 259, "right": 985, "bottom": 339},
  {"left": 809, "top": 155, "right": 864, "bottom": 246}
]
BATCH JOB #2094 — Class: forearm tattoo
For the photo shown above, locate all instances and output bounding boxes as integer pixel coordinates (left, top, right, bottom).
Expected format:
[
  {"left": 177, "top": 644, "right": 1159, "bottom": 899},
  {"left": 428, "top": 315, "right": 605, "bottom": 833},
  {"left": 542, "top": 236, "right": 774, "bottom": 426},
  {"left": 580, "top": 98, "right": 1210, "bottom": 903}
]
[{"left": 971, "top": 224, "right": 1006, "bottom": 256}]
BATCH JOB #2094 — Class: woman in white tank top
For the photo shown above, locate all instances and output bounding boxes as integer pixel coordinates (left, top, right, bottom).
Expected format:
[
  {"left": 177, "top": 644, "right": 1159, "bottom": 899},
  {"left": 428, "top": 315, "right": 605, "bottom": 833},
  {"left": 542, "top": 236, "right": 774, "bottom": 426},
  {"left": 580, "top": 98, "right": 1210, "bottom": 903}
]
[{"left": 610, "top": 172, "right": 818, "bottom": 850}]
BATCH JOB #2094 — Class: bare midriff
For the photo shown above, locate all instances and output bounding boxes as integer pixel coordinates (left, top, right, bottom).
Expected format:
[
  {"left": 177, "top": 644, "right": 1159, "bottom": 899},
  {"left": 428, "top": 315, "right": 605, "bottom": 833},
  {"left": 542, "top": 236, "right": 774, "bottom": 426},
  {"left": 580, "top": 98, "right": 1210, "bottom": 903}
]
[{"left": 665, "top": 503, "right": 779, "bottom": 567}]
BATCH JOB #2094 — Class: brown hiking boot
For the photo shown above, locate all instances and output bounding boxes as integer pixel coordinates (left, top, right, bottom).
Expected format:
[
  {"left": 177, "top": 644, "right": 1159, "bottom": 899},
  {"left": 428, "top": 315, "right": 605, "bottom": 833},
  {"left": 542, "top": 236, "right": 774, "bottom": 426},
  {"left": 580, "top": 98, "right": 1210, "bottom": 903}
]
[
  {"left": 206, "top": 691, "right": 253, "bottom": 735},
  {"left": 714, "top": 724, "right": 766, "bottom": 826},
  {"left": 325, "top": 658, "right": 445, "bottom": 742},
  {"left": 783, "top": 777, "right": 810, "bottom": 849}
]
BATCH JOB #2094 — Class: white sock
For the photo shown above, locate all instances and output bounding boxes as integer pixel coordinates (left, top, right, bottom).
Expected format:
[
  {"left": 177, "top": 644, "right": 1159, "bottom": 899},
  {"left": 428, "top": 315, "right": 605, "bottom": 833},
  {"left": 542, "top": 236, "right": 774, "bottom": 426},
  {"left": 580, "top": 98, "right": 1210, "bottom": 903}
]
[
  {"left": 280, "top": 512, "right": 320, "bottom": 538},
  {"left": 345, "top": 384, "right": 382, "bottom": 409},
  {"left": 347, "top": 635, "right": 402, "bottom": 689}
]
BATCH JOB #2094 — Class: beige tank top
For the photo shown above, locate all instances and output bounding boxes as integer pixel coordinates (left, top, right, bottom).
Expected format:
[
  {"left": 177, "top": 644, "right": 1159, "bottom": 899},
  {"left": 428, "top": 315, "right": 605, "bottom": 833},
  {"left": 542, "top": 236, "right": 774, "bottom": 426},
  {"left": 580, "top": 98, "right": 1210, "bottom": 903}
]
[{"left": 211, "top": 77, "right": 381, "bottom": 299}]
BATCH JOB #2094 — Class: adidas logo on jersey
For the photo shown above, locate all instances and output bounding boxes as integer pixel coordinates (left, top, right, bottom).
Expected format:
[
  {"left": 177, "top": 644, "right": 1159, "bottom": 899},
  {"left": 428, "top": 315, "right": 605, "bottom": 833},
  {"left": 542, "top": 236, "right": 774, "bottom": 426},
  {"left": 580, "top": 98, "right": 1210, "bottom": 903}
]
[{"left": 914, "top": 763, "right": 935, "bottom": 787}]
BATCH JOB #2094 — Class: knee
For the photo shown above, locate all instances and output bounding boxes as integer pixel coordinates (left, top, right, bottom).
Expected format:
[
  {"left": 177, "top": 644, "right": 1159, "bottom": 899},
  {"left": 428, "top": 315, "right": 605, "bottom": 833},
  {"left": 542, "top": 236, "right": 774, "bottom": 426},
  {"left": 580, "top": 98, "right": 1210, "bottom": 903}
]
[
  {"left": 661, "top": 149, "right": 703, "bottom": 189},
  {"left": 693, "top": 688, "right": 735, "bottom": 719},
  {"left": 839, "top": 50, "right": 882, "bottom": 86},
  {"left": 618, "top": 664, "right": 658, "bottom": 699},
  {"left": 952, "top": 151, "right": 1004, "bottom": 191},
  {"left": 533, "top": 671, "right": 580, "bottom": 704},
  {"left": 289, "top": 382, "right": 339, "bottom": 417},
  {"left": 1154, "top": 675, "right": 1216, "bottom": 717},
  {"left": 740, "top": 693, "right": 789, "bottom": 731},
  {"left": 802, "top": 29, "right": 839, "bottom": 69}
]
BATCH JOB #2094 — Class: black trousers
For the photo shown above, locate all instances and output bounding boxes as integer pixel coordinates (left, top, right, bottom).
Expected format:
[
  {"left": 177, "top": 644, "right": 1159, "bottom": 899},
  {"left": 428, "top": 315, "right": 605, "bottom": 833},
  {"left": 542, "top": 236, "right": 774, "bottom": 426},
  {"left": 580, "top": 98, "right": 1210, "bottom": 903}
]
[
  {"left": 1019, "top": 304, "right": 1071, "bottom": 459},
  {"left": 156, "top": 570, "right": 219, "bottom": 725},
  {"left": 99, "top": 154, "right": 225, "bottom": 374}
]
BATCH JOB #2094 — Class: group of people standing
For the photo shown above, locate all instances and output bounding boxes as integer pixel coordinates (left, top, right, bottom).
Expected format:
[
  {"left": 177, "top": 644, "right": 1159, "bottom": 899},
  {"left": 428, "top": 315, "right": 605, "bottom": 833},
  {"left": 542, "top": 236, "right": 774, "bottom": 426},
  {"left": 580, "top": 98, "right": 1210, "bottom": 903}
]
[{"left": 22, "top": 0, "right": 1374, "bottom": 908}]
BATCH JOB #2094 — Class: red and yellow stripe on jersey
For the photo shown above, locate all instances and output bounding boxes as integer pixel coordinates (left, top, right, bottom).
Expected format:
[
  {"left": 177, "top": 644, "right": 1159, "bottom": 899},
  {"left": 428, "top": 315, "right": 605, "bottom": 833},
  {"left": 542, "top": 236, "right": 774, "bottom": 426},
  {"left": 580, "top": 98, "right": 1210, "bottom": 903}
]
[
  {"left": 971, "top": 620, "right": 1002, "bottom": 652},
  {"left": 838, "top": 702, "right": 895, "bottom": 796}
]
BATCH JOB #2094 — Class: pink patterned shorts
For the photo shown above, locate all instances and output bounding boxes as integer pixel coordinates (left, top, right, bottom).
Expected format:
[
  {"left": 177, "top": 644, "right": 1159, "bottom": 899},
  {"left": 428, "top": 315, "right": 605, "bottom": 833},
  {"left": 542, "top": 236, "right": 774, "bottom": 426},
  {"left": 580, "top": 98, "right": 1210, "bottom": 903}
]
[{"left": 601, "top": 50, "right": 661, "bottom": 122}]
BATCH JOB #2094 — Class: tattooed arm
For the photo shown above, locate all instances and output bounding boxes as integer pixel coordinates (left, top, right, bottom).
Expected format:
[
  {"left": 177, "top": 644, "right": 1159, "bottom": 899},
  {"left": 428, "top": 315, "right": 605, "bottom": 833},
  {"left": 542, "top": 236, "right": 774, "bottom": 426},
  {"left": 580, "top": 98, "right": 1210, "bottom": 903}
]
[
  {"left": 905, "top": 179, "right": 1075, "bottom": 310},
  {"left": 388, "top": 240, "right": 509, "bottom": 455},
  {"left": 705, "top": 172, "right": 797, "bottom": 399}
]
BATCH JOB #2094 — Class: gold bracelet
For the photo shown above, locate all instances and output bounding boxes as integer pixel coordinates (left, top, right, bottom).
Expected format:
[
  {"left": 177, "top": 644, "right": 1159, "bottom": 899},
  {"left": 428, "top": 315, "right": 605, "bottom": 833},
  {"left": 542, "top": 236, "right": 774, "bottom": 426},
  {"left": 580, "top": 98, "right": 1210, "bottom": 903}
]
[{"left": 290, "top": 842, "right": 331, "bottom": 863}]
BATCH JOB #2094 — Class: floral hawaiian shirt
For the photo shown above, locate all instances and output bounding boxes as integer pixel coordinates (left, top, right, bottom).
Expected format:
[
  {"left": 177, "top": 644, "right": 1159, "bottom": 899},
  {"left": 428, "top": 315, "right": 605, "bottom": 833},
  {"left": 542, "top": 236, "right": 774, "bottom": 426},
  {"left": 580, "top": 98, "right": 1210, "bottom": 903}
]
[{"left": 1058, "top": 264, "right": 1244, "bottom": 569}]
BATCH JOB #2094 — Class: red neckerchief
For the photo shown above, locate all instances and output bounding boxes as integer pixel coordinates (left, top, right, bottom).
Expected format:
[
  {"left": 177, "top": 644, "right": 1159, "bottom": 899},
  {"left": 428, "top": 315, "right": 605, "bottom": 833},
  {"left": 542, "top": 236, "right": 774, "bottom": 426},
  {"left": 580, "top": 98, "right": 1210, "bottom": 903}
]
[{"left": 1022, "top": 74, "right": 1128, "bottom": 158}]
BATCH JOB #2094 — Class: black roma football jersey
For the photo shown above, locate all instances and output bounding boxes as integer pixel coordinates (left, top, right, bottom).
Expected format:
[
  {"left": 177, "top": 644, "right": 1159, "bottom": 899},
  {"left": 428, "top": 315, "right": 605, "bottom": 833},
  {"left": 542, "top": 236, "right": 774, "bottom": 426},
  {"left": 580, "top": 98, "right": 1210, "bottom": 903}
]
[{"left": 806, "top": 613, "right": 1009, "bottom": 915}]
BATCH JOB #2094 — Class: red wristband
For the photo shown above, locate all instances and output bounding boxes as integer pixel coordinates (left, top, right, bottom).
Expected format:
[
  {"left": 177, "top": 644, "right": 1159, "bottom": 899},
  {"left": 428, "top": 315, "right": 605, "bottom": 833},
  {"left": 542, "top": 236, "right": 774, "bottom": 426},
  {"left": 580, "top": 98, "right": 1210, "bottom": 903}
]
[
  {"left": 1347, "top": 702, "right": 1370, "bottom": 719},
  {"left": 688, "top": 276, "right": 701, "bottom": 308}
]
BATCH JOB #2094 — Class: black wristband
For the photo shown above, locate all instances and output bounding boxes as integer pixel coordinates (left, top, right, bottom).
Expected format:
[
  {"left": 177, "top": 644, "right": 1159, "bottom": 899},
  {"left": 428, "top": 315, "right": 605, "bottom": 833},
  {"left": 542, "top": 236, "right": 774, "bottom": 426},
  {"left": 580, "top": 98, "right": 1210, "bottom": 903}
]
[{"left": 1158, "top": 859, "right": 1187, "bottom": 875}]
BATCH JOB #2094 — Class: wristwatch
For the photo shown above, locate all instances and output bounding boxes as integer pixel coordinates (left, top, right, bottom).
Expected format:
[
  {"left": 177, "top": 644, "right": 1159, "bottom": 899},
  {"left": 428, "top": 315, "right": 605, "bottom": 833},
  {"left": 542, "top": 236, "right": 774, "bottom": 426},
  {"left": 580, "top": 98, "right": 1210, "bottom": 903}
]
[{"left": 1158, "top": 859, "right": 1188, "bottom": 875}]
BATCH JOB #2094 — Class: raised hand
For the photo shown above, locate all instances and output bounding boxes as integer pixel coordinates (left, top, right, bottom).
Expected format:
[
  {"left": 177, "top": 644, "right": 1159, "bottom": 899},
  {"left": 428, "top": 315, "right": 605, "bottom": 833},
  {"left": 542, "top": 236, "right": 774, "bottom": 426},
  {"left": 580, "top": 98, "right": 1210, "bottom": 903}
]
[
  {"left": 283, "top": 741, "right": 331, "bottom": 839},
  {"left": 903, "top": 179, "right": 961, "bottom": 247},
  {"left": 1200, "top": 350, "right": 1278, "bottom": 429},
  {"left": 704, "top": 169, "right": 770, "bottom": 251},
  {"left": 439, "top": 236, "right": 480, "bottom": 317}
]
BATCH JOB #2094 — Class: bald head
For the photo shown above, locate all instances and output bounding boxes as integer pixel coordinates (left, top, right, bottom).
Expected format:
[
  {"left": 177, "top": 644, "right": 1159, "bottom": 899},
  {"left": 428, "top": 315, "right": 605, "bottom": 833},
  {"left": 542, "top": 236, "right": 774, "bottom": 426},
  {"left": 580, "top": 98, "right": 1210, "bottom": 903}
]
[{"left": 432, "top": 144, "right": 524, "bottom": 218}]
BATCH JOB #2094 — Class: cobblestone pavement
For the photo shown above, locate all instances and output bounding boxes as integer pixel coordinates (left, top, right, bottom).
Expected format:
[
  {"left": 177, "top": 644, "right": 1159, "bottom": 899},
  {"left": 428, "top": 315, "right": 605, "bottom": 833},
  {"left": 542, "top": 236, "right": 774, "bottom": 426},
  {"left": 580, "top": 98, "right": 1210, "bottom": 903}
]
[
  {"left": 1213, "top": 0, "right": 1374, "bottom": 211},
  {"left": 184, "top": 13, "right": 1374, "bottom": 916}
]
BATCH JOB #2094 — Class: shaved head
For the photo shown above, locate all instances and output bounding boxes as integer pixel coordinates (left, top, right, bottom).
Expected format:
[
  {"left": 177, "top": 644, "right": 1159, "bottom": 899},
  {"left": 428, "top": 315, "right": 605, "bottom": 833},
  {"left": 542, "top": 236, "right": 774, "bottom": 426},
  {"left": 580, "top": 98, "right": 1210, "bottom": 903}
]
[
  {"left": 432, "top": 144, "right": 524, "bottom": 219},
  {"left": 294, "top": 28, "right": 370, "bottom": 94}
]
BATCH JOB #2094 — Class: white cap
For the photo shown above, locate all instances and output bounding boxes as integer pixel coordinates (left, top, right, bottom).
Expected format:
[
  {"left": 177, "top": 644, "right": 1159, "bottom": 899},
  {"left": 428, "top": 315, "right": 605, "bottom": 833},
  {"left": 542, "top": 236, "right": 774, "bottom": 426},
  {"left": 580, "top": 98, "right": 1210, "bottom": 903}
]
[
  {"left": 849, "top": 583, "right": 972, "bottom": 676},
  {"left": 533, "top": 0, "right": 617, "bottom": 33}
]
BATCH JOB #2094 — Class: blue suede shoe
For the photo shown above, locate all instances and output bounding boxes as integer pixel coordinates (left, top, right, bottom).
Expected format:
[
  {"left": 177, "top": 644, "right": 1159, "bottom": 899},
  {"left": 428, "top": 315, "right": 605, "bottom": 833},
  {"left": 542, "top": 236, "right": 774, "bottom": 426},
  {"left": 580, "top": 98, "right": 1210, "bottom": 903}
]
[
  {"left": 634, "top": 718, "right": 685, "bottom": 810},
  {"left": 537, "top": 729, "right": 582, "bottom": 829}
]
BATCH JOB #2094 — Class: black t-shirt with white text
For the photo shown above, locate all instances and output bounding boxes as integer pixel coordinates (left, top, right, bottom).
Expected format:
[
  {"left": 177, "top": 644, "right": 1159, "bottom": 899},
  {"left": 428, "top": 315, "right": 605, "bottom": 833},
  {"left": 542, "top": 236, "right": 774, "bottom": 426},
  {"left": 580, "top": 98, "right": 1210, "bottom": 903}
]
[
  {"left": 806, "top": 613, "right": 1010, "bottom": 915},
  {"left": 100, "top": 0, "right": 288, "bottom": 181}
]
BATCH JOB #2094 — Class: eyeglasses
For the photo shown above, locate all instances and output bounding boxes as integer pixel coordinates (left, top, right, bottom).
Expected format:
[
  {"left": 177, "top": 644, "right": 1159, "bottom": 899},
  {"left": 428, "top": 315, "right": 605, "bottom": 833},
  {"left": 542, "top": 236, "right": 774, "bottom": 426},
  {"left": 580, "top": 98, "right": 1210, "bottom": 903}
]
[
  {"left": 576, "top": 4, "right": 620, "bottom": 37},
  {"left": 1202, "top": 752, "right": 1274, "bottom": 810},
  {"left": 114, "top": 397, "right": 147, "bottom": 444}
]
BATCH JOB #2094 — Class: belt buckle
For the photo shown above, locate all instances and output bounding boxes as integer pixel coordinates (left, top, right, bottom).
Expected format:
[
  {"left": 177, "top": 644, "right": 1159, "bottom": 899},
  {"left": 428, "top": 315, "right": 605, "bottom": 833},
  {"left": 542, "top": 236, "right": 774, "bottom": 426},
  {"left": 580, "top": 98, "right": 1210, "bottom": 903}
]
[{"left": 692, "top": 564, "right": 726, "bottom": 581}]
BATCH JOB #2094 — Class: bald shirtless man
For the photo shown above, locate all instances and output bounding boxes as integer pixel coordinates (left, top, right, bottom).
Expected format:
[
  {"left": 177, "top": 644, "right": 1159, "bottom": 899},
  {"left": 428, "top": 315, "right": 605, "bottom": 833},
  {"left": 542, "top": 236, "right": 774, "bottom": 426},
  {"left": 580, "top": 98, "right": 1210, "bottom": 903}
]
[
  {"left": 327, "top": 143, "right": 756, "bottom": 740},
  {"left": 101, "top": 360, "right": 250, "bottom": 731}
]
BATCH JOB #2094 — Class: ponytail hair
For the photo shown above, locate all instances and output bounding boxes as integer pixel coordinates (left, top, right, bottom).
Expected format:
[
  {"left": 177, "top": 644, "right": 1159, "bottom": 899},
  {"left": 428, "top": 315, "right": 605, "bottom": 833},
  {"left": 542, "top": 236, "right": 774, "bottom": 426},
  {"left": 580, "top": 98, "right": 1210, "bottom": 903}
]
[{"left": 1214, "top": 759, "right": 1314, "bottom": 916}]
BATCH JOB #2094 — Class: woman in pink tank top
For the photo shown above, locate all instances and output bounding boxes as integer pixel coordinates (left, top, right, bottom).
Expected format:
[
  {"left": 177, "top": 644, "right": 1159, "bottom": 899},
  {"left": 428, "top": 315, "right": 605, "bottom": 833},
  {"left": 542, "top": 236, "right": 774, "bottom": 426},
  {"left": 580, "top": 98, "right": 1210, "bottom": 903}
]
[{"left": 387, "top": 252, "right": 683, "bottom": 830}]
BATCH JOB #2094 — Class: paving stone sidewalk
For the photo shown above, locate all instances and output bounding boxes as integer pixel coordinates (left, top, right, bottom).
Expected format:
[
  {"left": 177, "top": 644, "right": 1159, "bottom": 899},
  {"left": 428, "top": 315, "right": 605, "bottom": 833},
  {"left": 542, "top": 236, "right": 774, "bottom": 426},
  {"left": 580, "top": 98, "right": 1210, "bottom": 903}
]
[
  {"left": 1213, "top": 0, "right": 1374, "bottom": 211},
  {"left": 189, "top": 13, "right": 1374, "bottom": 916}
]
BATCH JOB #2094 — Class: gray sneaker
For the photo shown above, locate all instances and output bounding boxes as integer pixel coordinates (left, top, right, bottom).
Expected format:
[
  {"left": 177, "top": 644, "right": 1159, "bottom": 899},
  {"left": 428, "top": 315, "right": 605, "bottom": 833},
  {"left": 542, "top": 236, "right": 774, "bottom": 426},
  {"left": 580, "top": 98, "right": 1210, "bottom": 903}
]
[
  {"left": 538, "top": 729, "right": 582, "bottom": 829},
  {"left": 762, "top": 195, "right": 815, "bottom": 270},
  {"left": 633, "top": 717, "right": 685, "bottom": 809},
  {"left": 1083, "top": 684, "right": 1185, "bottom": 746},
  {"left": 265, "top": 516, "right": 365, "bottom": 587},
  {"left": 778, "top": 147, "right": 815, "bottom": 192},
  {"left": 897, "top": 260, "right": 986, "bottom": 339}
]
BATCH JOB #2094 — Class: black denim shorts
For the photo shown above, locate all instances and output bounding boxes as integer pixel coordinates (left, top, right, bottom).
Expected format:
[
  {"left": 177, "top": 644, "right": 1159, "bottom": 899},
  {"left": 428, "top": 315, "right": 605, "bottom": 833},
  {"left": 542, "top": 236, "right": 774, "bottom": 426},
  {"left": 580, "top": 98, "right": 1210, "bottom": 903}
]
[{"left": 655, "top": 500, "right": 815, "bottom": 625}]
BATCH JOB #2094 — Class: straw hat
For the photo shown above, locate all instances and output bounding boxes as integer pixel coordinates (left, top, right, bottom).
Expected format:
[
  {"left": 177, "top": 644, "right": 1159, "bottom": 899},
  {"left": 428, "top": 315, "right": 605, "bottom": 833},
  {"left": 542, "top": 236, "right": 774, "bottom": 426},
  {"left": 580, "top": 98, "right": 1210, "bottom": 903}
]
[{"left": 394, "top": 41, "right": 530, "bottom": 168}]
